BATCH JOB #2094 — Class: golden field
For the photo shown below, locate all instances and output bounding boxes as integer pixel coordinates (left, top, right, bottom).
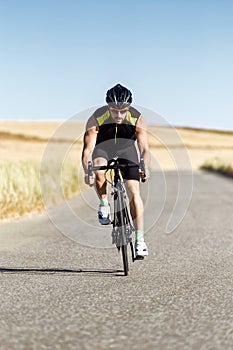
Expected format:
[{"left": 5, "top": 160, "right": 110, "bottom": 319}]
[
  {"left": 0, "top": 121, "right": 85, "bottom": 220},
  {"left": 0, "top": 120, "right": 232, "bottom": 220},
  {"left": 0, "top": 120, "right": 232, "bottom": 168}
]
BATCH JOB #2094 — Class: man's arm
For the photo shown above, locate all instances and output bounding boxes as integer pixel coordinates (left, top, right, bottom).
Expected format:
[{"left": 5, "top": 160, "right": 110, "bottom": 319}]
[
  {"left": 82, "top": 115, "right": 98, "bottom": 176},
  {"left": 136, "top": 115, "right": 151, "bottom": 178}
]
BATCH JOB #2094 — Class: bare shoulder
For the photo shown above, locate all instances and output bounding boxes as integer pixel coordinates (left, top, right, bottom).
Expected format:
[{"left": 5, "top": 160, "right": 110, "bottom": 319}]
[
  {"left": 136, "top": 115, "right": 148, "bottom": 131},
  {"left": 85, "top": 115, "right": 98, "bottom": 133}
]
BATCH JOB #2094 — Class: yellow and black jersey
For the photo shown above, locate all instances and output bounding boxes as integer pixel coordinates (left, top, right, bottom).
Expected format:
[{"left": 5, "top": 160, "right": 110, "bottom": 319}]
[{"left": 92, "top": 105, "right": 141, "bottom": 149}]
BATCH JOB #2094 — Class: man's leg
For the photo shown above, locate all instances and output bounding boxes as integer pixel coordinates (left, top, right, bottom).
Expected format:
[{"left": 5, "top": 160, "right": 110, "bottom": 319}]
[
  {"left": 126, "top": 179, "right": 148, "bottom": 257},
  {"left": 93, "top": 157, "right": 108, "bottom": 201},
  {"left": 93, "top": 157, "right": 111, "bottom": 225},
  {"left": 125, "top": 179, "right": 144, "bottom": 232}
]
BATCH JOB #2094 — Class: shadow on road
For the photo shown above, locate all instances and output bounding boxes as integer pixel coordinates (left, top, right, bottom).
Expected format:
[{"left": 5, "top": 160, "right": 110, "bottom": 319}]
[{"left": 0, "top": 267, "right": 123, "bottom": 276}]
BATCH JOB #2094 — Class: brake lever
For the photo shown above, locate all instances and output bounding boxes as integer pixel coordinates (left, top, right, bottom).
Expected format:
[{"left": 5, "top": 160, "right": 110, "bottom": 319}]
[
  {"left": 140, "top": 157, "right": 146, "bottom": 183},
  {"left": 87, "top": 161, "right": 93, "bottom": 185}
]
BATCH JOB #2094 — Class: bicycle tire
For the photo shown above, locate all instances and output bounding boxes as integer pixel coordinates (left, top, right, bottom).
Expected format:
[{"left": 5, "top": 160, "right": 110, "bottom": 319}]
[
  {"left": 117, "top": 182, "right": 129, "bottom": 276},
  {"left": 121, "top": 243, "right": 129, "bottom": 276},
  {"left": 130, "top": 241, "right": 135, "bottom": 262}
]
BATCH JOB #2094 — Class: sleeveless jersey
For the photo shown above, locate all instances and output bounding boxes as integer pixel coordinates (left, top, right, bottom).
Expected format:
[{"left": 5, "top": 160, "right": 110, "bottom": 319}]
[{"left": 92, "top": 105, "right": 141, "bottom": 150}]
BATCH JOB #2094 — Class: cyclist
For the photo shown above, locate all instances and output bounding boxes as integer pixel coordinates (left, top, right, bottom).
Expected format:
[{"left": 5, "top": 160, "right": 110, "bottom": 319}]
[{"left": 82, "top": 83, "right": 150, "bottom": 257}]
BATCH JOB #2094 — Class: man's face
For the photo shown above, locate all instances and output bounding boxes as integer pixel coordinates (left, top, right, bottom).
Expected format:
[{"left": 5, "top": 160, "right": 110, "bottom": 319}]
[{"left": 109, "top": 107, "right": 129, "bottom": 124}]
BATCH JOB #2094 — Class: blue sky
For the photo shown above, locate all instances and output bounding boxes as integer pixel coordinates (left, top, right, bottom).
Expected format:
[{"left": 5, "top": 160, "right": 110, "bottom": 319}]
[{"left": 0, "top": 0, "right": 233, "bottom": 129}]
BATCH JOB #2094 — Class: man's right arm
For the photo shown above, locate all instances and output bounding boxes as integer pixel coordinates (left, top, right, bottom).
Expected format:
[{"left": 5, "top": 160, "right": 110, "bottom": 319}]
[{"left": 82, "top": 116, "right": 98, "bottom": 179}]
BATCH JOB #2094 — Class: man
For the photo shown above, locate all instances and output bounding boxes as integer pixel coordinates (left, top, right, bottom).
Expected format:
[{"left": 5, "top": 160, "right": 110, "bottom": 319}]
[{"left": 82, "top": 83, "right": 150, "bottom": 257}]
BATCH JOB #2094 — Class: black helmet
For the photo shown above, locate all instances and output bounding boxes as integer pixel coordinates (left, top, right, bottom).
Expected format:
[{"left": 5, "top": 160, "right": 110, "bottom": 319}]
[{"left": 106, "top": 83, "right": 132, "bottom": 108}]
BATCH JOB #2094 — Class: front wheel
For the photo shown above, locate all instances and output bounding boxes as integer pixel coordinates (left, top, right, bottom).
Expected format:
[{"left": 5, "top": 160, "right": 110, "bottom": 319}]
[
  {"left": 121, "top": 244, "right": 129, "bottom": 276},
  {"left": 115, "top": 181, "right": 130, "bottom": 276}
]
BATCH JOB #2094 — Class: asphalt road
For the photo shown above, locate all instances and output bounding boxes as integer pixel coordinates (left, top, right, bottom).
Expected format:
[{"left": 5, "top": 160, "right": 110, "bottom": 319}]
[{"left": 0, "top": 171, "right": 232, "bottom": 350}]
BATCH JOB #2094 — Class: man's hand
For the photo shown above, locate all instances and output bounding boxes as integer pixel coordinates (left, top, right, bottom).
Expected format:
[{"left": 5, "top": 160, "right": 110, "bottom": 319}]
[
  {"left": 139, "top": 157, "right": 150, "bottom": 182},
  {"left": 84, "top": 172, "right": 95, "bottom": 186},
  {"left": 139, "top": 168, "right": 150, "bottom": 182}
]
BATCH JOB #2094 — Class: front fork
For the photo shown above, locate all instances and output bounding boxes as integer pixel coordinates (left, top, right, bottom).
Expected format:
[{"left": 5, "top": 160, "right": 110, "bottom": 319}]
[{"left": 111, "top": 181, "right": 134, "bottom": 246}]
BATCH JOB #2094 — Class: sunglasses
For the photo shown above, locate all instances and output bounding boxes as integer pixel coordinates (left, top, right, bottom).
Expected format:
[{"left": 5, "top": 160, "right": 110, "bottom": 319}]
[{"left": 109, "top": 107, "right": 129, "bottom": 114}]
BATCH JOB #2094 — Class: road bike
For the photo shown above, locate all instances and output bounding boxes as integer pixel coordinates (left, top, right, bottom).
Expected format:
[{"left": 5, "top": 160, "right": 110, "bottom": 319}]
[{"left": 87, "top": 157, "right": 146, "bottom": 276}]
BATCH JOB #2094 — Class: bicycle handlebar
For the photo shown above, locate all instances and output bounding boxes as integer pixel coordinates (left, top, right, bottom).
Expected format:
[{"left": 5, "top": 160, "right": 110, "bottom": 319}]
[{"left": 87, "top": 157, "right": 147, "bottom": 183}]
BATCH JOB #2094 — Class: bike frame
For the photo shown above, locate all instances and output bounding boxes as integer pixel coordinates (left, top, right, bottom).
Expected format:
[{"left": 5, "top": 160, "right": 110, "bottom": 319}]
[
  {"left": 111, "top": 161, "right": 135, "bottom": 275},
  {"left": 88, "top": 157, "right": 146, "bottom": 276}
]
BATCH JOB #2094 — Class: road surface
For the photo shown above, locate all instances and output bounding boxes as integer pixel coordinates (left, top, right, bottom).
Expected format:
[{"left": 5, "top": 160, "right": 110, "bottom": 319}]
[{"left": 0, "top": 171, "right": 232, "bottom": 350}]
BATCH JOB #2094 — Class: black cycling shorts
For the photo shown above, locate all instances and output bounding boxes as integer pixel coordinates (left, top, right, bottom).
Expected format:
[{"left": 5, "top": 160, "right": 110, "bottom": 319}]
[{"left": 92, "top": 144, "right": 140, "bottom": 181}]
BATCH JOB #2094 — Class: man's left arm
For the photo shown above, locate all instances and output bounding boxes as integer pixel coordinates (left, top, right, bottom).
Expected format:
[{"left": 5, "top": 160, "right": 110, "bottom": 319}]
[{"left": 136, "top": 115, "right": 151, "bottom": 179}]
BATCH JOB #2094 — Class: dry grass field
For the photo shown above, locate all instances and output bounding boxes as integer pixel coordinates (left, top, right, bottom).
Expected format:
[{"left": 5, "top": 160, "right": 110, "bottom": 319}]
[
  {"left": 0, "top": 121, "right": 84, "bottom": 220},
  {"left": 148, "top": 125, "right": 233, "bottom": 170},
  {"left": 0, "top": 120, "right": 232, "bottom": 220},
  {"left": 1, "top": 120, "right": 232, "bottom": 167}
]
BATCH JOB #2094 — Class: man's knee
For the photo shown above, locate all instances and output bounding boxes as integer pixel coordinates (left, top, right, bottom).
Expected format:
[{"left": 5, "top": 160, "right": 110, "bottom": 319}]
[
  {"left": 126, "top": 180, "right": 141, "bottom": 198},
  {"left": 93, "top": 157, "right": 107, "bottom": 182},
  {"left": 93, "top": 157, "right": 107, "bottom": 166}
]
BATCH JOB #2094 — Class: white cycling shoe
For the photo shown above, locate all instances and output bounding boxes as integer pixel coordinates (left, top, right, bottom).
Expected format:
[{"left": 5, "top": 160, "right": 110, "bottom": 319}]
[
  {"left": 135, "top": 241, "right": 148, "bottom": 258},
  {"left": 98, "top": 205, "right": 111, "bottom": 225}
]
